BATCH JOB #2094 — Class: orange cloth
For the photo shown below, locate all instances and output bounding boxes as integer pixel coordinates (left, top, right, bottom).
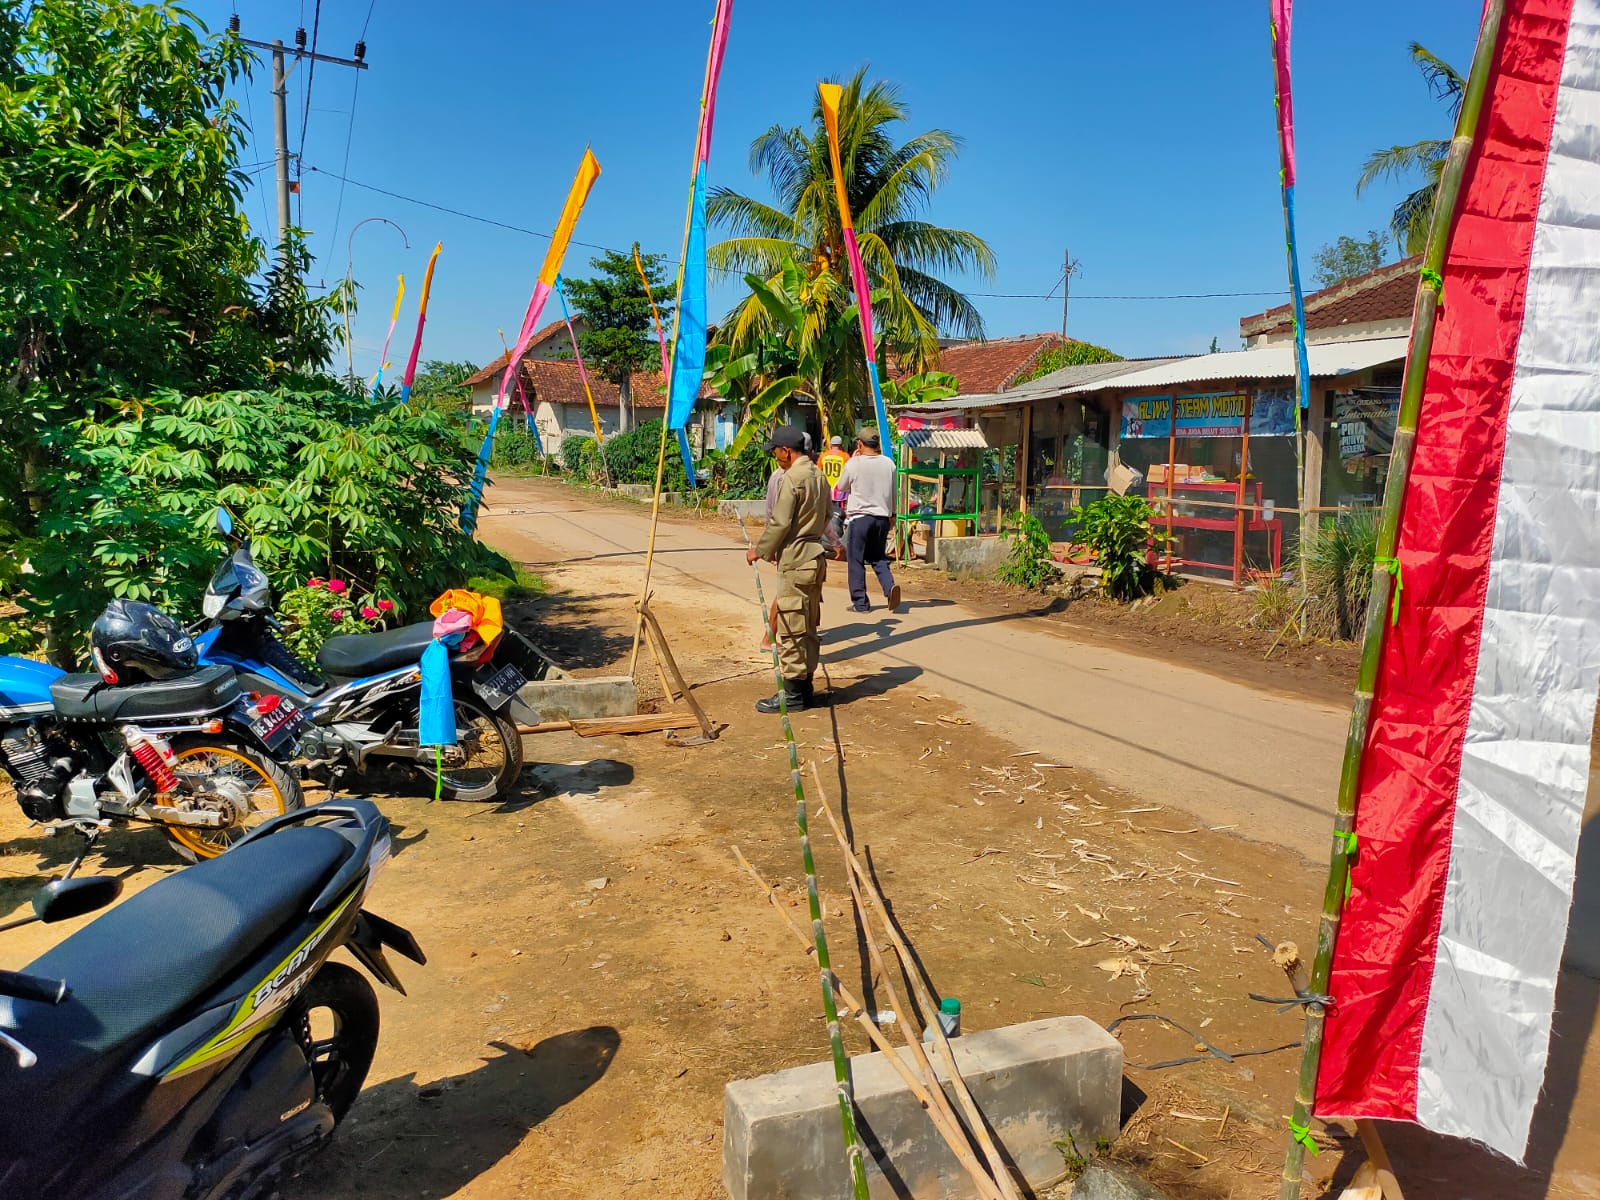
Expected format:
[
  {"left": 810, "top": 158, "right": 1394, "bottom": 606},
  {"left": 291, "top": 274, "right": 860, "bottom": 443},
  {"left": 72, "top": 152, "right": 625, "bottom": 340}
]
[
  {"left": 818, "top": 447, "right": 849, "bottom": 489},
  {"left": 429, "top": 589, "right": 505, "bottom": 650}
]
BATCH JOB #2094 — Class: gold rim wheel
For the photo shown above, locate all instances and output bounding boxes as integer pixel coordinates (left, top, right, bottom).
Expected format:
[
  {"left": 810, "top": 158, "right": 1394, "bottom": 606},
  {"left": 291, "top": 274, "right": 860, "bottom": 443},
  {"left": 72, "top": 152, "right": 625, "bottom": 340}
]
[{"left": 156, "top": 744, "right": 289, "bottom": 860}]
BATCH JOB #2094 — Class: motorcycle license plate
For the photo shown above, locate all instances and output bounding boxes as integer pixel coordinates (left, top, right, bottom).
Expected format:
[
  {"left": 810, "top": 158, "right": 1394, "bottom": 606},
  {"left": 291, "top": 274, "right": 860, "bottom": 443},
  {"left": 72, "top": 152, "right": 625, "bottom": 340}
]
[
  {"left": 251, "top": 698, "right": 307, "bottom": 748},
  {"left": 472, "top": 663, "right": 526, "bottom": 710}
]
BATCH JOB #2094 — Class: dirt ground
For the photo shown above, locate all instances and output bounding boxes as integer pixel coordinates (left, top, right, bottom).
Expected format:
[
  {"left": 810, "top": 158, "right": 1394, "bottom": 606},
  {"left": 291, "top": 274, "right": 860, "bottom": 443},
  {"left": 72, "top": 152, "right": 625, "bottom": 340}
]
[{"left": 2, "top": 487, "right": 1598, "bottom": 1199}]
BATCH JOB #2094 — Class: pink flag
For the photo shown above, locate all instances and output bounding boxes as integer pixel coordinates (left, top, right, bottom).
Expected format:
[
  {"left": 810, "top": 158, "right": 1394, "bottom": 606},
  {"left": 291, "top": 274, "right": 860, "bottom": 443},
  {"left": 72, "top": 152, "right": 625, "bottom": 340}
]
[{"left": 1270, "top": 0, "right": 1296, "bottom": 187}]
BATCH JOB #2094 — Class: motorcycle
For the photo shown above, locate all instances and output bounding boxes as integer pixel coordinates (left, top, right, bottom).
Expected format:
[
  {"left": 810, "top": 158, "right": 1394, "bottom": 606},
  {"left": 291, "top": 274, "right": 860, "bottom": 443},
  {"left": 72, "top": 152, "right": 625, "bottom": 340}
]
[
  {"left": 0, "top": 799, "right": 423, "bottom": 1198},
  {"left": 193, "top": 510, "right": 535, "bottom": 802},
  {"left": 0, "top": 629, "right": 307, "bottom": 864}
]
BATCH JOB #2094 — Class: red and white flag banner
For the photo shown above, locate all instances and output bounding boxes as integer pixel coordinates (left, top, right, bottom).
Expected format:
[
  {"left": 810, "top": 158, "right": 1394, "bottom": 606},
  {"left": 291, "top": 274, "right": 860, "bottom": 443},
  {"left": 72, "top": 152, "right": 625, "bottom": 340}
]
[{"left": 1316, "top": 0, "right": 1600, "bottom": 1160}]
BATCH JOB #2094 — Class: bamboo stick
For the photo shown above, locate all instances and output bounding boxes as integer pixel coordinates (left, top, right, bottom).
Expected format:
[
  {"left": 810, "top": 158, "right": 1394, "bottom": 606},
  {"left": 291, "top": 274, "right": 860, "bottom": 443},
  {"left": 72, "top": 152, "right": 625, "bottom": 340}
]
[
  {"left": 1276, "top": 5, "right": 1507, "bottom": 1198},
  {"left": 734, "top": 514, "right": 871, "bottom": 1200},
  {"left": 733, "top": 848, "right": 1007, "bottom": 1200},
  {"left": 811, "top": 793, "right": 1027, "bottom": 1200},
  {"left": 810, "top": 769, "right": 1007, "bottom": 1200},
  {"left": 627, "top": 420, "right": 673, "bottom": 678}
]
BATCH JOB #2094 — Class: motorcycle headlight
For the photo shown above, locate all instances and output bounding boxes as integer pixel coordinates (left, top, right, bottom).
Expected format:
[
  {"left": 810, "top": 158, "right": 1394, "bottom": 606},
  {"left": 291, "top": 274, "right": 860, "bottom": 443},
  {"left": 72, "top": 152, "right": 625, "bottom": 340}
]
[{"left": 202, "top": 592, "right": 224, "bottom": 619}]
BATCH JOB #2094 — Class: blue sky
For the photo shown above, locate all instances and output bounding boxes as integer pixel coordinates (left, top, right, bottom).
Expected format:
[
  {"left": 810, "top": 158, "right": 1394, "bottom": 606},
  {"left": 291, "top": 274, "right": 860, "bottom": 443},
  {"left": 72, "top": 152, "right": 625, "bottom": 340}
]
[{"left": 195, "top": 0, "right": 1478, "bottom": 375}]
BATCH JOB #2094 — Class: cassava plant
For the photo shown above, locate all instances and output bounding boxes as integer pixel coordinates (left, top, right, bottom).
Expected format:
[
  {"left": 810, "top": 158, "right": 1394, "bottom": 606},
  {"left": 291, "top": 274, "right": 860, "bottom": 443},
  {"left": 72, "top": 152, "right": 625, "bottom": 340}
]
[
  {"left": 1068, "top": 494, "right": 1168, "bottom": 601},
  {"left": 996, "top": 512, "right": 1056, "bottom": 590}
]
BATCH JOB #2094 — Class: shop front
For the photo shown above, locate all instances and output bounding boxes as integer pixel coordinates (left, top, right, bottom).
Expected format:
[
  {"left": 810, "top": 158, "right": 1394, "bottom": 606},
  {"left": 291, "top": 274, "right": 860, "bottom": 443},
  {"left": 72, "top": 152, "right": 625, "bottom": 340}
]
[{"left": 1114, "top": 385, "right": 1299, "bottom": 583}]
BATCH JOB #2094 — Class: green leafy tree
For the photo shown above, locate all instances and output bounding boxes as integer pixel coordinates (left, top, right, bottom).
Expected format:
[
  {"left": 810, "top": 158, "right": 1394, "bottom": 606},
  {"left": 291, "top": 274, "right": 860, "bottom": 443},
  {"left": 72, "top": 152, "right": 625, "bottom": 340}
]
[
  {"left": 1068, "top": 495, "right": 1169, "bottom": 601},
  {"left": 880, "top": 370, "right": 960, "bottom": 409},
  {"left": 561, "top": 246, "right": 674, "bottom": 431},
  {"left": 1311, "top": 230, "right": 1390, "bottom": 288},
  {"left": 709, "top": 68, "right": 995, "bottom": 380},
  {"left": 408, "top": 358, "right": 480, "bottom": 407},
  {"left": 1357, "top": 44, "right": 1462, "bottom": 255},
  {"left": 1017, "top": 341, "right": 1122, "bottom": 385}
]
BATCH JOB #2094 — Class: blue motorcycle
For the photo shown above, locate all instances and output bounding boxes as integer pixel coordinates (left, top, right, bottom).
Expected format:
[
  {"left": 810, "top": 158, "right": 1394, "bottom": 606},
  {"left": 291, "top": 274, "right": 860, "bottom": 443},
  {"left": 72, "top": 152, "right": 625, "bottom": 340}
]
[{"left": 193, "top": 511, "right": 536, "bottom": 803}]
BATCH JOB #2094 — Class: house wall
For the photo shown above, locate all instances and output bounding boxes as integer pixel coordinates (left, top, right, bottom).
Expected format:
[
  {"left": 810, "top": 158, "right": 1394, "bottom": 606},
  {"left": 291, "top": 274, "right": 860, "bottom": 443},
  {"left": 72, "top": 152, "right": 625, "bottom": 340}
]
[{"left": 1246, "top": 316, "right": 1410, "bottom": 348}]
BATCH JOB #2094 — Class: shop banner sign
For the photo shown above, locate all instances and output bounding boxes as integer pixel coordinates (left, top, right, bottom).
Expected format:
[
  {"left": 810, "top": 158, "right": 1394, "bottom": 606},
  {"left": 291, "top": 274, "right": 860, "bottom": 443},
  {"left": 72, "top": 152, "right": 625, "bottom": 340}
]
[{"left": 1120, "top": 389, "right": 1296, "bottom": 440}]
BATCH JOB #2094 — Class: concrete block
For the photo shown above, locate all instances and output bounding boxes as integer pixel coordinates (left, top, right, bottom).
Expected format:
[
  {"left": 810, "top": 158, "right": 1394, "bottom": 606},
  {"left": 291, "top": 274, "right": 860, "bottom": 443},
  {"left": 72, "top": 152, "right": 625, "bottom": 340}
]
[
  {"left": 934, "top": 535, "right": 1011, "bottom": 578},
  {"left": 723, "top": 1016, "right": 1121, "bottom": 1200},
  {"left": 613, "top": 484, "right": 654, "bottom": 501},
  {"left": 718, "top": 498, "right": 767, "bottom": 522},
  {"left": 518, "top": 674, "right": 637, "bottom": 722},
  {"left": 1072, "top": 1161, "right": 1174, "bottom": 1200}
]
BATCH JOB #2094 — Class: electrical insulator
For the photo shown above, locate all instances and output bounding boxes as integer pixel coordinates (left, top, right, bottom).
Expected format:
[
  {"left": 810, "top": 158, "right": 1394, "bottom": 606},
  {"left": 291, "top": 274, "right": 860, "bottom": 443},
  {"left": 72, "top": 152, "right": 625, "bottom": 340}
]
[
  {"left": 353, "top": 40, "right": 366, "bottom": 62},
  {"left": 228, "top": 14, "right": 239, "bottom": 33},
  {"left": 294, "top": 27, "right": 307, "bottom": 49}
]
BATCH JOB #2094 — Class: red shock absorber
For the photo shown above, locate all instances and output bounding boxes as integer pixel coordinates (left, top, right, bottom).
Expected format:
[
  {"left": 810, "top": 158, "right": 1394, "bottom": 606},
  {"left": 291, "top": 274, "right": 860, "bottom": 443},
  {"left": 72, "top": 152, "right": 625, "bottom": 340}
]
[{"left": 126, "top": 730, "right": 179, "bottom": 793}]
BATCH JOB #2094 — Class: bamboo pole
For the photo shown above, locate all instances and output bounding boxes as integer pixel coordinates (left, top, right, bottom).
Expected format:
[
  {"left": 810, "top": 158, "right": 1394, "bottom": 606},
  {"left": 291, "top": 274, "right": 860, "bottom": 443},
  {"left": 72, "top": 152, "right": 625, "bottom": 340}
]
[
  {"left": 812, "top": 788, "right": 1027, "bottom": 1200},
  {"left": 734, "top": 848, "right": 1008, "bottom": 1200},
  {"left": 810, "top": 770, "right": 1008, "bottom": 1200},
  {"left": 734, "top": 514, "right": 871, "bottom": 1200},
  {"left": 1165, "top": 394, "right": 1177, "bottom": 574},
  {"left": 1234, "top": 388, "right": 1252, "bottom": 586},
  {"left": 627, "top": 422, "right": 673, "bottom": 677},
  {"left": 1276, "top": 5, "right": 1506, "bottom": 1197}
]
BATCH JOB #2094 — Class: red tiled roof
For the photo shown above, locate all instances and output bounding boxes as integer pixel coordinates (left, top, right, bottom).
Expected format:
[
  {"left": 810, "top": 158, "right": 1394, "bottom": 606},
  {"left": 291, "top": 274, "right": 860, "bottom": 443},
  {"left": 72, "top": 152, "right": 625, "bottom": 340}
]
[
  {"left": 1240, "top": 256, "right": 1421, "bottom": 340},
  {"left": 475, "top": 358, "right": 715, "bottom": 409},
  {"left": 459, "top": 319, "right": 575, "bottom": 386},
  {"left": 897, "top": 334, "right": 1066, "bottom": 394}
]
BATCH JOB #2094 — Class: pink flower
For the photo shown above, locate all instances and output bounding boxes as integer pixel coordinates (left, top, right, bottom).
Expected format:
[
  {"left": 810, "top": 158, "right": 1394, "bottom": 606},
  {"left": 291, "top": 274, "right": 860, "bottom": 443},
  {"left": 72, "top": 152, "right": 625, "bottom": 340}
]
[
  {"left": 329, "top": 609, "right": 345, "bottom": 621},
  {"left": 377, "top": 599, "right": 395, "bottom": 612},
  {"left": 361, "top": 606, "right": 379, "bottom": 620},
  {"left": 326, "top": 579, "right": 348, "bottom": 595},
  {"left": 307, "top": 578, "right": 324, "bottom": 589}
]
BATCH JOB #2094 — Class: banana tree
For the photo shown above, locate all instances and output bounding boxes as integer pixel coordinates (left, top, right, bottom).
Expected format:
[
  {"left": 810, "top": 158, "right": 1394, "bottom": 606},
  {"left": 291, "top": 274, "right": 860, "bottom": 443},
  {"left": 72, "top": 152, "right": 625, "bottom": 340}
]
[
  {"left": 717, "top": 256, "right": 858, "bottom": 453},
  {"left": 879, "top": 369, "right": 960, "bottom": 409}
]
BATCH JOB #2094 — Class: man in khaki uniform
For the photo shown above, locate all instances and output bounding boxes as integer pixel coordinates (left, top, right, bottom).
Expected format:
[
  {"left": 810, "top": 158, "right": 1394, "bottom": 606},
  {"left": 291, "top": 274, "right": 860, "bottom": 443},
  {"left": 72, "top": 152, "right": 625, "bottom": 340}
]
[{"left": 747, "top": 426, "right": 831, "bottom": 713}]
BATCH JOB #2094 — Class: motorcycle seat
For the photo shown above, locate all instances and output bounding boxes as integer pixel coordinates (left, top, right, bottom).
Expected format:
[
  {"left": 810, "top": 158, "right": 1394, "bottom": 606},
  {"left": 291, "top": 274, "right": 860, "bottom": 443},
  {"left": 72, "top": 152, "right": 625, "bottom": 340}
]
[
  {"left": 0, "top": 826, "right": 353, "bottom": 1073},
  {"left": 317, "top": 620, "right": 447, "bottom": 679},
  {"left": 49, "top": 664, "right": 241, "bottom": 724}
]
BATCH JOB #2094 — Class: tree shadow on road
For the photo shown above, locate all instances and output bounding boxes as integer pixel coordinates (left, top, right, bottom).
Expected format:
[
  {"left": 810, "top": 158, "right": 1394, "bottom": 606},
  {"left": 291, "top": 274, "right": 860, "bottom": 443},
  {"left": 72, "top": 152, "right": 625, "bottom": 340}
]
[{"left": 288, "top": 1027, "right": 621, "bottom": 1199}]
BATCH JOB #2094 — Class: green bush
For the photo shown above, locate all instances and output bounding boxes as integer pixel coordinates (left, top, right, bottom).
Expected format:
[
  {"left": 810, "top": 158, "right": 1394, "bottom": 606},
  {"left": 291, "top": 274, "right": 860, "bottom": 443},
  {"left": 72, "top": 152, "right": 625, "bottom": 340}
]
[
  {"left": 561, "top": 435, "right": 601, "bottom": 480},
  {"left": 599, "top": 419, "right": 689, "bottom": 490},
  {"left": 996, "top": 512, "right": 1056, "bottom": 589},
  {"left": 17, "top": 387, "right": 513, "bottom": 662},
  {"left": 1294, "top": 509, "right": 1379, "bottom": 640},
  {"left": 705, "top": 439, "right": 774, "bottom": 500},
  {"left": 1068, "top": 494, "right": 1167, "bottom": 601},
  {"left": 491, "top": 422, "right": 547, "bottom": 470}
]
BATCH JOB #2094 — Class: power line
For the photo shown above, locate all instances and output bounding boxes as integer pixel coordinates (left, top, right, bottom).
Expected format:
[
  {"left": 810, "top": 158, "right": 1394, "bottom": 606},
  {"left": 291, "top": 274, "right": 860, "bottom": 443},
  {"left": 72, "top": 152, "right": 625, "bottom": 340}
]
[
  {"left": 238, "top": 79, "right": 275, "bottom": 240},
  {"left": 361, "top": 0, "right": 379, "bottom": 39},
  {"left": 326, "top": 68, "right": 364, "bottom": 269},
  {"left": 306, "top": 166, "right": 1292, "bottom": 304}
]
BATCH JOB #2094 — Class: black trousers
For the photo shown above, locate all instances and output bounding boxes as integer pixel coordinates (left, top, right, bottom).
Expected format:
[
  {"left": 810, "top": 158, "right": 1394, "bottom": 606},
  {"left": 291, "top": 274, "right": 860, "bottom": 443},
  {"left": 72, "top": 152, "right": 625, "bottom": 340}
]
[{"left": 846, "top": 515, "right": 895, "bottom": 608}]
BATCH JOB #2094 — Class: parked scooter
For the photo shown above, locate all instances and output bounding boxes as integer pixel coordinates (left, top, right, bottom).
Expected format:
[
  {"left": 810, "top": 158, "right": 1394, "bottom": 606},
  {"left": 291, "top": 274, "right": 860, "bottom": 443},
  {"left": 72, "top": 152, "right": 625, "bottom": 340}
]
[
  {"left": 0, "top": 799, "right": 423, "bottom": 1198},
  {"left": 193, "top": 510, "right": 533, "bottom": 802},
  {"left": 0, "top": 599, "right": 307, "bottom": 863}
]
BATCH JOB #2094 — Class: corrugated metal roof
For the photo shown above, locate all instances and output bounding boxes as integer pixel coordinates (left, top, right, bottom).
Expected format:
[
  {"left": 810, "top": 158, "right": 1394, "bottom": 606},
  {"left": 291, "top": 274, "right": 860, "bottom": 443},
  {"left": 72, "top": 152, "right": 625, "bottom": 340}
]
[
  {"left": 898, "top": 357, "right": 1188, "bottom": 414},
  {"left": 900, "top": 427, "right": 989, "bottom": 450},
  {"left": 1061, "top": 336, "right": 1407, "bottom": 393}
]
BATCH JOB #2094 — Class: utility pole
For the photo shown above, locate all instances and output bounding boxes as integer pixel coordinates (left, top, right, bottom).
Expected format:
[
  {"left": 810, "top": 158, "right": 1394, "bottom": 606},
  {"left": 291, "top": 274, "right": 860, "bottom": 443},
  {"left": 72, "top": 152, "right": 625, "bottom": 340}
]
[
  {"left": 232, "top": 16, "right": 370, "bottom": 271},
  {"left": 1060, "top": 248, "right": 1081, "bottom": 344}
]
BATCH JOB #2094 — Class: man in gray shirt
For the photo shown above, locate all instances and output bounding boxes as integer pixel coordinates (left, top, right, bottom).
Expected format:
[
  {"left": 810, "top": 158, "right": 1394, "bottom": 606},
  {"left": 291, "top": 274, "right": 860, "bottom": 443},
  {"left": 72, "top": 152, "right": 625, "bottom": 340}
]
[{"left": 835, "top": 428, "right": 902, "bottom": 613}]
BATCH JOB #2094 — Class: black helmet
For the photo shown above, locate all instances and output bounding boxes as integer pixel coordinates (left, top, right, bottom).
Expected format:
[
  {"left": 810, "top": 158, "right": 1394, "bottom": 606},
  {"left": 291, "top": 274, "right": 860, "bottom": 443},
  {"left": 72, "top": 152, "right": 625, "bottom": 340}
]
[{"left": 90, "top": 600, "right": 197, "bottom": 686}]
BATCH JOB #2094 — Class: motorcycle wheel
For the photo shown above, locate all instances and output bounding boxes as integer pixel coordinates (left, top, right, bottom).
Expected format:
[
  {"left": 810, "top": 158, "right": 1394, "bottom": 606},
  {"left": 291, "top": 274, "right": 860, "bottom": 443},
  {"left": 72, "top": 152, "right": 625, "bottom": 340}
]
[
  {"left": 415, "top": 697, "right": 525, "bottom": 803},
  {"left": 157, "top": 739, "right": 304, "bottom": 862},
  {"left": 297, "top": 963, "right": 380, "bottom": 1126}
]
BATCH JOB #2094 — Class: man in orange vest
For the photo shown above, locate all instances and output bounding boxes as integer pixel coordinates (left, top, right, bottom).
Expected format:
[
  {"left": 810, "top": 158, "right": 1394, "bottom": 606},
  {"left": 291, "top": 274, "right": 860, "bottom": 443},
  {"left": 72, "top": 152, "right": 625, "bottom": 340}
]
[{"left": 818, "top": 435, "right": 851, "bottom": 561}]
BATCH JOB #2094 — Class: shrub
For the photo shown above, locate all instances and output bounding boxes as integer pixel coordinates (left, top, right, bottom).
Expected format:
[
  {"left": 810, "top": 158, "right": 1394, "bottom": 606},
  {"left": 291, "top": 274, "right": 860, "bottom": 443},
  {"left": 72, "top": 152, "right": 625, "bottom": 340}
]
[
  {"left": 561, "top": 435, "right": 601, "bottom": 480},
  {"left": 1068, "top": 495, "right": 1167, "bottom": 601},
  {"left": 599, "top": 419, "right": 689, "bottom": 490},
  {"left": 705, "top": 439, "right": 774, "bottom": 500},
  {"left": 16, "top": 387, "right": 513, "bottom": 663},
  {"left": 996, "top": 512, "right": 1056, "bottom": 589},
  {"left": 1294, "top": 509, "right": 1379, "bottom": 640},
  {"left": 491, "top": 423, "right": 547, "bottom": 470},
  {"left": 277, "top": 577, "right": 398, "bottom": 661}
]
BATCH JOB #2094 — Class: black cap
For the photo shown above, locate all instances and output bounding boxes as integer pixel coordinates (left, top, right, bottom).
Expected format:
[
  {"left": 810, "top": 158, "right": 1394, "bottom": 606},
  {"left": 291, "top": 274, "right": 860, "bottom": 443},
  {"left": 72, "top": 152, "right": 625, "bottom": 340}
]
[{"left": 767, "top": 426, "right": 807, "bottom": 451}]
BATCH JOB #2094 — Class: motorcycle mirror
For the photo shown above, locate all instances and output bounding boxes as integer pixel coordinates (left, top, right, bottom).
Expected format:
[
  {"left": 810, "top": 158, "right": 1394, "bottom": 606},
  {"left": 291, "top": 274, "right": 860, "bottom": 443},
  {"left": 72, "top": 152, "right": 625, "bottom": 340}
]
[
  {"left": 214, "top": 507, "right": 234, "bottom": 537},
  {"left": 32, "top": 876, "right": 122, "bottom": 924}
]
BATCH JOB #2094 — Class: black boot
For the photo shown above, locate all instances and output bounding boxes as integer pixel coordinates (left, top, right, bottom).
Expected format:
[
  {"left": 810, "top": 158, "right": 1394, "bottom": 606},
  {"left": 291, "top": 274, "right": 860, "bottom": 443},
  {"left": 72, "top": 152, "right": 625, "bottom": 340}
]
[{"left": 756, "top": 678, "right": 810, "bottom": 714}]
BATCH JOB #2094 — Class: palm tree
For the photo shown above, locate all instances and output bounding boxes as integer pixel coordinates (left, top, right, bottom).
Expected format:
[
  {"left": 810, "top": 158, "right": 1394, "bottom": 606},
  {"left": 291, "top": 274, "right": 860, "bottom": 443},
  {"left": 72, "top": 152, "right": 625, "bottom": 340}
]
[
  {"left": 708, "top": 68, "right": 995, "bottom": 380},
  {"left": 1357, "top": 44, "right": 1464, "bottom": 256}
]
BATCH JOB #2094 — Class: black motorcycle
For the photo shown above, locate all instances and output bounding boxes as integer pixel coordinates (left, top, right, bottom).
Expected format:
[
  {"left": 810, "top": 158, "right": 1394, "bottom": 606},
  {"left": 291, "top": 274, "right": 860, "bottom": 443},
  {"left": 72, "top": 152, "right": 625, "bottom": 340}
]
[
  {"left": 0, "top": 799, "right": 423, "bottom": 1198},
  {"left": 0, "top": 601, "right": 307, "bottom": 863}
]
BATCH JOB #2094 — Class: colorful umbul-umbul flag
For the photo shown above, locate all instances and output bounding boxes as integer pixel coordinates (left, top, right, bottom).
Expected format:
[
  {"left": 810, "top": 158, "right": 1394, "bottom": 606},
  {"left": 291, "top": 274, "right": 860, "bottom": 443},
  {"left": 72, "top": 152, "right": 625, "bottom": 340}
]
[{"left": 1317, "top": 0, "right": 1600, "bottom": 1160}]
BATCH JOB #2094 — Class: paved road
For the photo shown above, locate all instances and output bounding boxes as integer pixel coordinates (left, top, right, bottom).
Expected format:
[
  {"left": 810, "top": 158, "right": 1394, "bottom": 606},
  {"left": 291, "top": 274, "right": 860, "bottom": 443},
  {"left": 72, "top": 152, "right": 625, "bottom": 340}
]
[{"left": 479, "top": 479, "right": 1352, "bottom": 863}]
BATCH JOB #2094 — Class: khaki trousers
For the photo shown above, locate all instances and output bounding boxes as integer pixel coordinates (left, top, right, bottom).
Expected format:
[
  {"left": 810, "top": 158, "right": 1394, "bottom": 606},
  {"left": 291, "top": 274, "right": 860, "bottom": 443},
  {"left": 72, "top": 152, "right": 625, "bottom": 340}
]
[{"left": 774, "top": 556, "right": 825, "bottom": 681}]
